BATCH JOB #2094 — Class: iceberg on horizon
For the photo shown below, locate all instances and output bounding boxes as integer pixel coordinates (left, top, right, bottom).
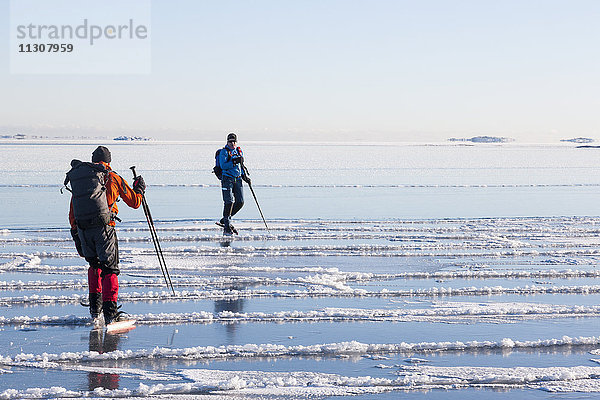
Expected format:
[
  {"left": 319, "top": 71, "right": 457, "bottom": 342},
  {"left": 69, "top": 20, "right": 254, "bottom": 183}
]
[
  {"left": 113, "top": 135, "right": 151, "bottom": 141},
  {"left": 561, "top": 137, "right": 594, "bottom": 144},
  {"left": 448, "top": 136, "right": 514, "bottom": 143}
]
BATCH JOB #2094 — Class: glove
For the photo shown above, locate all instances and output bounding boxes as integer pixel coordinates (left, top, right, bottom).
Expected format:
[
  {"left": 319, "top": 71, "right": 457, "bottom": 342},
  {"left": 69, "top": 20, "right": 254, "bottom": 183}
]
[
  {"left": 242, "top": 175, "right": 251, "bottom": 185},
  {"left": 232, "top": 156, "right": 243, "bottom": 165},
  {"left": 133, "top": 176, "right": 146, "bottom": 194},
  {"left": 71, "top": 227, "right": 85, "bottom": 257}
]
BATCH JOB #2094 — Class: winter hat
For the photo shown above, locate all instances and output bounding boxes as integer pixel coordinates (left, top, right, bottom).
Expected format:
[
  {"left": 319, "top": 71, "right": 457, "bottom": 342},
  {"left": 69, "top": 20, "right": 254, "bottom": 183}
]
[
  {"left": 227, "top": 133, "right": 237, "bottom": 142},
  {"left": 92, "top": 146, "right": 111, "bottom": 163}
]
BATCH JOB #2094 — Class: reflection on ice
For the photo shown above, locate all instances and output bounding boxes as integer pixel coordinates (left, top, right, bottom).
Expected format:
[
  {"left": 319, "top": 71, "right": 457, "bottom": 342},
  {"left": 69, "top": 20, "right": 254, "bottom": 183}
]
[{"left": 88, "top": 329, "right": 122, "bottom": 391}]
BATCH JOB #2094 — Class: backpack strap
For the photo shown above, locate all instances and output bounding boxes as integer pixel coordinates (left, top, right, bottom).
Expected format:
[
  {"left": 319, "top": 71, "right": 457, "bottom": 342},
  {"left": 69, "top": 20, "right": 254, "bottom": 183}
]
[
  {"left": 104, "top": 171, "right": 123, "bottom": 222},
  {"left": 224, "top": 146, "right": 233, "bottom": 161},
  {"left": 105, "top": 172, "right": 116, "bottom": 210}
]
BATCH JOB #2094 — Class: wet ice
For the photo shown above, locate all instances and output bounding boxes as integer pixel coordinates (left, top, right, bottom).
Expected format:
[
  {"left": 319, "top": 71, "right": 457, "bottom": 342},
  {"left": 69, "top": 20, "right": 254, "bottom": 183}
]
[{"left": 1, "top": 142, "right": 600, "bottom": 398}]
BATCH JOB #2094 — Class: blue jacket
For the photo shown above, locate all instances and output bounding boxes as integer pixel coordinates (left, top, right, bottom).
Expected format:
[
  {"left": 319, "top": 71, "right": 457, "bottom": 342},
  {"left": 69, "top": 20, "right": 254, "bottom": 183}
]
[{"left": 218, "top": 145, "right": 245, "bottom": 179}]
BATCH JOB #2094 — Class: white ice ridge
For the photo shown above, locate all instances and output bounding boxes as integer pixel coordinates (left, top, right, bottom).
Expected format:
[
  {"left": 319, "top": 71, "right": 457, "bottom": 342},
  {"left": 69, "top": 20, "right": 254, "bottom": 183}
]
[
  {"left": 395, "top": 365, "right": 600, "bottom": 392},
  {"left": 6, "top": 269, "right": 600, "bottom": 292},
  {"left": 2, "top": 337, "right": 600, "bottom": 365},
  {"left": 5, "top": 283, "right": 600, "bottom": 306},
  {"left": 4, "top": 365, "right": 600, "bottom": 399},
  {"left": 108, "top": 302, "right": 600, "bottom": 324},
  {"left": 4, "top": 247, "right": 600, "bottom": 264},
  {"left": 6, "top": 182, "right": 600, "bottom": 189},
  {"left": 0, "top": 274, "right": 326, "bottom": 291},
  {"left": 0, "top": 369, "right": 392, "bottom": 398},
  {"left": 0, "top": 255, "right": 42, "bottom": 272},
  {"left": 9, "top": 227, "right": 598, "bottom": 244},
  {"left": 6, "top": 215, "right": 600, "bottom": 231},
  {"left": 139, "top": 246, "right": 600, "bottom": 258},
  {"left": 5, "top": 302, "right": 600, "bottom": 327}
]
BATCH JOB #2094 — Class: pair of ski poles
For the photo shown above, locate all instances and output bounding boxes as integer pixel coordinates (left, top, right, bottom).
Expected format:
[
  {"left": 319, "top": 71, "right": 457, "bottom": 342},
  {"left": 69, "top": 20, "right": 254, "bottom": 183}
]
[{"left": 130, "top": 166, "right": 176, "bottom": 296}]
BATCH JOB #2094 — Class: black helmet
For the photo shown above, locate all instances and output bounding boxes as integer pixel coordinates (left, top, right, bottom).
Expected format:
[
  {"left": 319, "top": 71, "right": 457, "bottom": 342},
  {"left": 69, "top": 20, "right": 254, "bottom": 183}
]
[{"left": 227, "top": 133, "right": 237, "bottom": 142}]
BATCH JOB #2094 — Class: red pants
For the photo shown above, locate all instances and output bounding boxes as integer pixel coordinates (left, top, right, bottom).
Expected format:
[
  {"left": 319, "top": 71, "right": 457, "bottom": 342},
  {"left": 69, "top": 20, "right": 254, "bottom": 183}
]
[{"left": 88, "top": 266, "right": 118, "bottom": 302}]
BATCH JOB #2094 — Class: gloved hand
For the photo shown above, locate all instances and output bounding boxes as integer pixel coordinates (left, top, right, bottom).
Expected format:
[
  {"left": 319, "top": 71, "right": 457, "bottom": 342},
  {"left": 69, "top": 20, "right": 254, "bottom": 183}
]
[
  {"left": 232, "top": 156, "right": 243, "bottom": 165},
  {"left": 71, "top": 227, "right": 84, "bottom": 257},
  {"left": 133, "top": 175, "right": 146, "bottom": 194},
  {"left": 242, "top": 175, "right": 251, "bottom": 185}
]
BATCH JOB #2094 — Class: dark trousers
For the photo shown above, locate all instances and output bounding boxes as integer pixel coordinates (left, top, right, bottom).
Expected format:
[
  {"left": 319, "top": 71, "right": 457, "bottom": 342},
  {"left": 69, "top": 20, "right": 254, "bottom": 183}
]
[
  {"left": 77, "top": 225, "right": 119, "bottom": 302},
  {"left": 221, "top": 175, "right": 244, "bottom": 228}
]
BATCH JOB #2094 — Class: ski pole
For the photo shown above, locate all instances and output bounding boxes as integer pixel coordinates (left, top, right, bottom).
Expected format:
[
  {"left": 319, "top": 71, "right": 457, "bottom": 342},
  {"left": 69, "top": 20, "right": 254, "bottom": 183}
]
[
  {"left": 242, "top": 163, "right": 270, "bottom": 232},
  {"left": 130, "top": 166, "right": 176, "bottom": 296},
  {"left": 132, "top": 167, "right": 174, "bottom": 295},
  {"left": 248, "top": 183, "right": 270, "bottom": 232},
  {"left": 131, "top": 167, "right": 175, "bottom": 295}
]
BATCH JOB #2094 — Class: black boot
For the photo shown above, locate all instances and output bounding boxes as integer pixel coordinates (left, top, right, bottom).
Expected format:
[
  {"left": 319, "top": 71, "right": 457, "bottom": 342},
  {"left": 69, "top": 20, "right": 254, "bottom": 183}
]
[
  {"left": 103, "top": 301, "right": 128, "bottom": 324},
  {"left": 222, "top": 203, "right": 234, "bottom": 235},
  {"left": 89, "top": 293, "right": 103, "bottom": 319},
  {"left": 218, "top": 218, "right": 237, "bottom": 235}
]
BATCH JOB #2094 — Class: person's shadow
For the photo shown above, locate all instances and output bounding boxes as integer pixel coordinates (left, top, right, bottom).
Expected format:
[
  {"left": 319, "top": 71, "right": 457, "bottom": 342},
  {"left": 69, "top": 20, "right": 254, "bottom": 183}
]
[{"left": 87, "top": 330, "right": 121, "bottom": 390}]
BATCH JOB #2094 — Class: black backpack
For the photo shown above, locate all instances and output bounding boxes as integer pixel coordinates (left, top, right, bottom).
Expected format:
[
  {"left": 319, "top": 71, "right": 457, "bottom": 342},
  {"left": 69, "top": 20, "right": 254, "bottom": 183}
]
[
  {"left": 64, "top": 160, "right": 113, "bottom": 229},
  {"left": 213, "top": 146, "right": 241, "bottom": 180},
  {"left": 212, "top": 149, "right": 224, "bottom": 180}
]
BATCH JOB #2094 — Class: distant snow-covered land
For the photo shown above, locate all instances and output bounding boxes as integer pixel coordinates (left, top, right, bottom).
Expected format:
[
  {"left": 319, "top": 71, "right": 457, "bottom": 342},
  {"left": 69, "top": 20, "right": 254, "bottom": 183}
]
[
  {"left": 448, "top": 136, "right": 515, "bottom": 143},
  {"left": 0, "top": 133, "right": 45, "bottom": 139},
  {"left": 561, "top": 137, "right": 594, "bottom": 144},
  {"left": 113, "top": 135, "right": 152, "bottom": 141}
]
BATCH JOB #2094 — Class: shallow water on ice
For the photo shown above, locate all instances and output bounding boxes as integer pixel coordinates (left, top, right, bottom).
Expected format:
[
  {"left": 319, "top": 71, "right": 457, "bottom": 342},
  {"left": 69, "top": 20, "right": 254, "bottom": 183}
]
[{"left": 3, "top": 142, "right": 600, "bottom": 398}]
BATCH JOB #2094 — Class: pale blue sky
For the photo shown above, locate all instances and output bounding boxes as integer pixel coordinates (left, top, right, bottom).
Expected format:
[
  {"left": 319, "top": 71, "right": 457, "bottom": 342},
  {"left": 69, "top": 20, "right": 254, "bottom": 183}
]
[{"left": 1, "top": 0, "right": 599, "bottom": 142}]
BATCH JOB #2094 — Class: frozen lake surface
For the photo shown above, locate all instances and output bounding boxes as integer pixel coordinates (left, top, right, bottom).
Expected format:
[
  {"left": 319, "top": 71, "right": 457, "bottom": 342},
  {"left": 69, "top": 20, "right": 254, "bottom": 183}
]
[{"left": 2, "top": 141, "right": 600, "bottom": 399}]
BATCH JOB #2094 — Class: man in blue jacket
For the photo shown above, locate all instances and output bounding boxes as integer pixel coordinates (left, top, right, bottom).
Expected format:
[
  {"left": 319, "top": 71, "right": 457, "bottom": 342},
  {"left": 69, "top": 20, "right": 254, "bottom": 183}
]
[{"left": 218, "top": 133, "right": 251, "bottom": 235}]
